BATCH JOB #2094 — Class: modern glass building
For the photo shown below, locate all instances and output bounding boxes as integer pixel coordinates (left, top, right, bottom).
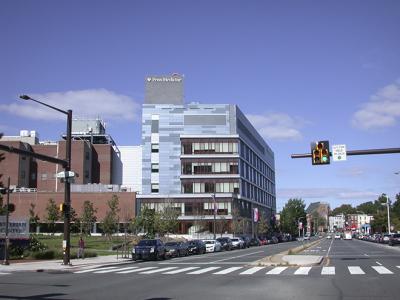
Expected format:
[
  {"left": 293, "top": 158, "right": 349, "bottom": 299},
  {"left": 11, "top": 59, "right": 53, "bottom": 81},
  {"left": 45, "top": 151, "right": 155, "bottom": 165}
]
[{"left": 137, "top": 74, "right": 276, "bottom": 235}]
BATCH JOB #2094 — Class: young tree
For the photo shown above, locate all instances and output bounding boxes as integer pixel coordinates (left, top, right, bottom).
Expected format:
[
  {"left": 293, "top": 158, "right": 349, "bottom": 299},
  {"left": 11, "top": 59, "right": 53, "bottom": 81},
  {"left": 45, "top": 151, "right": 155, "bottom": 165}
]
[
  {"left": 280, "top": 198, "right": 306, "bottom": 236},
  {"left": 45, "top": 198, "right": 59, "bottom": 234},
  {"left": 81, "top": 200, "right": 97, "bottom": 235},
  {"left": 29, "top": 202, "right": 40, "bottom": 233},
  {"left": 257, "top": 212, "right": 269, "bottom": 238},
  {"left": 69, "top": 206, "right": 81, "bottom": 233},
  {"left": 160, "top": 204, "right": 180, "bottom": 235},
  {"left": 100, "top": 194, "right": 120, "bottom": 240}
]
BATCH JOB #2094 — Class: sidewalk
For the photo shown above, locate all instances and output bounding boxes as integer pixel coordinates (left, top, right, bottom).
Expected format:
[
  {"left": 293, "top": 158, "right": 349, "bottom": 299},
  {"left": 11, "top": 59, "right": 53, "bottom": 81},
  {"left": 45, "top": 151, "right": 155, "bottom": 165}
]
[{"left": 0, "top": 255, "right": 132, "bottom": 272}]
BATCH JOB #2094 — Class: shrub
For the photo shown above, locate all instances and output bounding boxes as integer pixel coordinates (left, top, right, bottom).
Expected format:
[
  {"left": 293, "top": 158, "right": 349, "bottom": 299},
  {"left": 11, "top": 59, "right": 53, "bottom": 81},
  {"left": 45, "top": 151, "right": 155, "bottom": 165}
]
[{"left": 33, "top": 250, "right": 55, "bottom": 260}]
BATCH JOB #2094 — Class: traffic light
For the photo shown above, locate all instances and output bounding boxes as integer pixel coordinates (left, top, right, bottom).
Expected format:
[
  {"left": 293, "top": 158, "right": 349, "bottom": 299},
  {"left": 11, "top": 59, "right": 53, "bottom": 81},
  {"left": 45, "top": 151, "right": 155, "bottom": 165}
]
[
  {"left": 311, "top": 141, "right": 330, "bottom": 165},
  {"left": 59, "top": 203, "right": 67, "bottom": 212}
]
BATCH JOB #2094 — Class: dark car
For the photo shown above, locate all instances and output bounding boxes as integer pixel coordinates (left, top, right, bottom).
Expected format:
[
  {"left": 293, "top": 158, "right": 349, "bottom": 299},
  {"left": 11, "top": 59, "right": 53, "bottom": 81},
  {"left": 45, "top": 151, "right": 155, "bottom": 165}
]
[
  {"left": 389, "top": 233, "right": 400, "bottom": 246},
  {"left": 177, "top": 242, "right": 190, "bottom": 256},
  {"left": 239, "top": 236, "right": 251, "bottom": 248},
  {"left": 216, "top": 237, "right": 233, "bottom": 251},
  {"left": 132, "top": 239, "right": 166, "bottom": 261},
  {"left": 187, "top": 240, "right": 206, "bottom": 255},
  {"left": 249, "top": 237, "right": 261, "bottom": 246},
  {"left": 165, "top": 242, "right": 181, "bottom": 258}
]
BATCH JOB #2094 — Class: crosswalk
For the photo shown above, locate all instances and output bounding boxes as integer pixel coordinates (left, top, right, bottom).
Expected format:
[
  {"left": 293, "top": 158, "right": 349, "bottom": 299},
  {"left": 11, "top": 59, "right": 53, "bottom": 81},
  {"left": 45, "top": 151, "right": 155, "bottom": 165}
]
[{"left": 73, "top": 265, "right": 400, "bottom": 277}]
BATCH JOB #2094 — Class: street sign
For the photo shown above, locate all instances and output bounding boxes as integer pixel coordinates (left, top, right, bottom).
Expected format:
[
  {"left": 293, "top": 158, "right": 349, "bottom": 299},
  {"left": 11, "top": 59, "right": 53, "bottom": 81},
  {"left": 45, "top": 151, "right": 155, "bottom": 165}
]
[
  {"left": 56, "top": 171, "right": 76, "bottom": 179},
  {"left": 332, "top": 144, "right": 347, "bottom": 162}
]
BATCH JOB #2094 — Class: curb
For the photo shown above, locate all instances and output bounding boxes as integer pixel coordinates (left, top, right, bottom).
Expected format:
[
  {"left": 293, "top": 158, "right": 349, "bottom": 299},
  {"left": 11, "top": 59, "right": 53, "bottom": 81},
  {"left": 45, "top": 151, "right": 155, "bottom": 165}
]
[{"left": 252, "top": 239, "right": 323, "bottom": 267}]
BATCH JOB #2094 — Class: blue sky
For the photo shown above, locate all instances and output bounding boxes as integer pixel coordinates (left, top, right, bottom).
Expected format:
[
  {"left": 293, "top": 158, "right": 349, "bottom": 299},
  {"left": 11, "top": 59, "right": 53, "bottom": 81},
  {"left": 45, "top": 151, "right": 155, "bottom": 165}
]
[{"left": 1, "top": 1, "right": 399, "bottom": 211}]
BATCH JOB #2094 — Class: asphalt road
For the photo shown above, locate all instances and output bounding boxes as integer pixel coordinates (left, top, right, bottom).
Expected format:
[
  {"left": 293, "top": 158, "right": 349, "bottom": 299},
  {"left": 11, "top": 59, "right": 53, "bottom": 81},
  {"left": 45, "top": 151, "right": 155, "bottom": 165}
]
[{"left": 1, "top": 238, "right": 400, "bottom": 300}]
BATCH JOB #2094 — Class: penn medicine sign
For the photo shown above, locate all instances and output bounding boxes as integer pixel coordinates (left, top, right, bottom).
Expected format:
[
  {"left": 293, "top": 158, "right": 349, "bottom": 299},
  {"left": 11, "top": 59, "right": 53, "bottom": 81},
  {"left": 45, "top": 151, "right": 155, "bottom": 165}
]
[{"left": 147, "top": 76, "right": 182, "bottom": 83}]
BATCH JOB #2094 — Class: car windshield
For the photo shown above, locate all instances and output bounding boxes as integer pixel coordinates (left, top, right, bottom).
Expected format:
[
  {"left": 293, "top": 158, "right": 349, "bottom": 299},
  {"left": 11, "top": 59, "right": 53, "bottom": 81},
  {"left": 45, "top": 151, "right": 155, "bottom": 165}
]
[
  {"left": 165, "top": 242, "right": 178, "bottom": 246},
  {"left": 204, "top": 241, "right": 214, "bottom": 244},
  {"left": 137, "top": 240, "right": 157, "bottom": 246}
]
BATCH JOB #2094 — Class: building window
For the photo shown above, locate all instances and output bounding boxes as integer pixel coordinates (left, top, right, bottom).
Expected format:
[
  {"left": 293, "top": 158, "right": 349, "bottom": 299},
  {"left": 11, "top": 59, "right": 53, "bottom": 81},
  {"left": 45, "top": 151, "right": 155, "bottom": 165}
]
[
  {"left": 151, "top": 183, "right": 159, "bottom": 193},
  {"left": 151, "top": 144, "right": 159, "bottom": 153},
  {"left": 151, "top": 119, "right": 159, "bottom": 133},
  {"left": 151, "top": 163, "right": 159, "bottom": 173}
]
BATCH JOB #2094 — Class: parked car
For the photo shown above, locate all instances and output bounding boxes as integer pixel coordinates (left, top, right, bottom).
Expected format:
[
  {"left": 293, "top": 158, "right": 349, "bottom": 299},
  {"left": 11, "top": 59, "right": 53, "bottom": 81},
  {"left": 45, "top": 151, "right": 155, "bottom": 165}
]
[
  {"left": 249, "top": 237, "right": 261, "bottom": 246},
  {"left": 303, "top": 234, "right": 310, "bottom": 241},
  {"left": 132, "top": 239, "right": 166, "bottom": 261},
  {"left": 165, "top": 241, "right": 189, "bottom": 257},
  {"left": 203, "top": 239, "right": 222, "bottom": 252},
  {"left": 382, "top": 234, "right": 392, "bottom": 244},
  {"left": 389, "top": 233, "right": 400, "bottom": 246},
  {"left": 230, "top": 237, "right": 245, "bottom": 249},
  {"left": 217, "top": 237, "right": 233, "bottom": 251},
  {"left": 188, "top": 240, "right": 206, "bottom": 255},
  {"left": 238, "top": 236, "right": 251, "bottom": 248}
]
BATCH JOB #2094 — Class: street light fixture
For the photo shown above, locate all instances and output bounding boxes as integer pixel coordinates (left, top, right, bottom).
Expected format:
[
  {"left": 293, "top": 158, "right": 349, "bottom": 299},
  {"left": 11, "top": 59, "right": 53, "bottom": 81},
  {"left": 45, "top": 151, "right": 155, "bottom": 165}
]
[
  {"left": 381, "top": 194, "right": 391, "bottom": 235},
  {"left": 19, "top": 95, "right": 72, "bottom": 265}
]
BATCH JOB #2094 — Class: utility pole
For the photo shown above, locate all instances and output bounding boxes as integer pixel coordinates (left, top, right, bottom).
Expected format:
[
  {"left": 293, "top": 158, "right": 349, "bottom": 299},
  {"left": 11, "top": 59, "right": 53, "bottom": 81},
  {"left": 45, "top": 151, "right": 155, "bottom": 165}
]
[
  {"left": 2, "top": 177, "right": 11, "bottom": 265},
  {"left": 212, "top": 193, "right": 216, "bottom": 240},
  {"left": 386, "top": 195, "right": 391, "bottom": 235}
]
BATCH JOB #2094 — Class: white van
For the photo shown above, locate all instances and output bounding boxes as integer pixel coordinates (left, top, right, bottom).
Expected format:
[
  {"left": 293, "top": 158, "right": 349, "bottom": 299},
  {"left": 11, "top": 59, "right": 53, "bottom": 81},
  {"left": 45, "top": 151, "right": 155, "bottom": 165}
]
[{"left": 344, "top": 231, "right": 352, "bottom": 240}]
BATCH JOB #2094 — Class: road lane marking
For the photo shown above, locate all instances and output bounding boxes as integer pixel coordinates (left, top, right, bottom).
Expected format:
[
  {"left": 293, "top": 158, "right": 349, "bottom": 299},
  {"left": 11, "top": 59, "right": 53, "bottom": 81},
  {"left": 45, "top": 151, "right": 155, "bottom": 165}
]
[
  {"left": 209, "top": 251, "right": 264, "bottom": 263},
  {"left": 348, "top": 266, "right": 365, "bottom": 275},
  {"left": 93, "top": 267, "right": 138, "bottom": 274},
  {"left": 364, "top": 254, "right": 369, "bottom": 257},
  {"left": 294, "top": 267, "right": 312, "bottom": 275},
  {"left": 213, "top": 267, "right": 243, "bottom": 275},
  {"left": 74, "top": 267, "right": 118, "bottom": 274},
  {"left": 321, "top": 267, "right": 335, "bottom": 275},
  {"left": 266, "top": 267, "right": 287, "bottom": 275},
  {"left": 372, "top": 266, "right": 393, "bottom": 274},
  {"left": 117, "top": 267, "right": 157, "bottom": 274},
  {"left": 140, "top": 267, "right": 178, "bottom": 274},
  {"left": 375, "top": 261, "right": 382, "bottom": 266},
  {"left": 239, "top": 267, "right": 264, "bottom": 275},
  {"left": 163, "top": 267, "right": 200, "bottom": 274},
  {"left": 0, "top": 272, "right": 11, "bottom": 275},
  {"left": 187, "top": 267, "right": 221, "bottom": 274}
]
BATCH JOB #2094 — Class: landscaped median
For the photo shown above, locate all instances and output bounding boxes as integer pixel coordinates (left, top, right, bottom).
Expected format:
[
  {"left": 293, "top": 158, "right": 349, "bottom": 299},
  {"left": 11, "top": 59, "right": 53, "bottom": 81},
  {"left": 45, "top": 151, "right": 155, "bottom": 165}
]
[{"left": 253, "top": 239, "right": 324, "bottom": 267}]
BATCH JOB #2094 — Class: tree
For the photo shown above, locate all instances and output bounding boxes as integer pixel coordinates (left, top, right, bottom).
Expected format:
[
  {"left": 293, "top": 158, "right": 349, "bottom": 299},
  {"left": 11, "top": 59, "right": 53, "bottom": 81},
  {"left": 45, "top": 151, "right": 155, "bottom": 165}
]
[
  {"left": 257, "top": 212, "right": 269, "bottom": 238},
  {"left": 81, "top": 200, "right": 97, "bottom": 235},
  {"left": 29, "top": 203, "right": 40, "bottom": 233},
  {"left": 280, "top": 198, "right": 306, "bottom": 236},
  {"left": 69, "top": 206, "right": 81, "bottom": 233},
  {"left": 231, "top": 207, "right": 243, "bottom": 236},
  {"left": 132, "top": 206, "right": 160, "bottom": 238},
  {"left": 45, "top": 198, "right": 59, "bottom": 234},
  {"left": 330, "top": 204, "right": 357, "bottom": 216},
  {"left": 159, "top": 203, "right": 180, "bottom": 235},
  {"left": 100, "top": 194, "right": 120, "bottom": 240},
  {"left": 356, "top": 201, "right": 378, "bottom": 215}
]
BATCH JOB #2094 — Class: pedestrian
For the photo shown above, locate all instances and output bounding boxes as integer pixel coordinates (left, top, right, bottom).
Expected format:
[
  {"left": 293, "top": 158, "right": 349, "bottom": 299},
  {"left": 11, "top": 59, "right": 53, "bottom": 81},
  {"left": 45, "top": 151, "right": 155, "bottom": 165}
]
[{"left": 78, "top": 236, "right": 85, "bottom": 259}]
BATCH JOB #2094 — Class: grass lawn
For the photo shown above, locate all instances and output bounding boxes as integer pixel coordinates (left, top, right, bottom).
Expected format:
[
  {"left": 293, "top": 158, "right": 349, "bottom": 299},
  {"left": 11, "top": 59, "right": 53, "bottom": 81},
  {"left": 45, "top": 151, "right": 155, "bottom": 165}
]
[{"left": 34, "top": 234, "right": 133, "bottom": 256}]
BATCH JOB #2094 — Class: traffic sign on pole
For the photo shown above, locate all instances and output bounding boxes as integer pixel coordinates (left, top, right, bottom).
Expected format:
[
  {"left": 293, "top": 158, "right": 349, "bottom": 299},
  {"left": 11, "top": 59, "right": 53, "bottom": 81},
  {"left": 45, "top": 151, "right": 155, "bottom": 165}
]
[{"left": 332, "top": 144, "right": 347, "bottom": 162}]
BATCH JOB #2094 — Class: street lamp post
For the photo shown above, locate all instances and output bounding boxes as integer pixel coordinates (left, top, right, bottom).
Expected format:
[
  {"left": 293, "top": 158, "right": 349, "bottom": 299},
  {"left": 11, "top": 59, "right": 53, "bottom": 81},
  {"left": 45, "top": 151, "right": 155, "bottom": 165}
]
[
  {"left": 212, "top": 193, "right": 216, "bottom": 239},
  {"left": 2, "top": 177, "right": 11, "bottom": 265},
  {"left": 19, "top": 95, "right": 72, "bottom": 265},
  {"left": 385, "top": 195, "right": 391, "bottom": 235}
]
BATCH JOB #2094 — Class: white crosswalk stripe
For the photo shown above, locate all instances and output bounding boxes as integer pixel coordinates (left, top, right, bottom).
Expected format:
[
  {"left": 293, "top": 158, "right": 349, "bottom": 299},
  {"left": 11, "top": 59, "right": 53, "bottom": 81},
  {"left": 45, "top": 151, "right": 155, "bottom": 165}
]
[
  {"left": 117, "top": 267, "right": 157, "bottom": 274},
  {"left": 372, "top": 266, "right": 393, "bottom": 274},
  {"left": 163, "top": 267, "right": 200, "bottom": 274},
  {"left": 72, "top": 264, "right": 400, "bottom": 277},
  {"left": 74, "top": 266, "right": 118, "bottom": 274},
  {"left": 213, "top": 267, "right": 243, "bottom": 275},
  {"left": 187, "top": 267, "right": 221, "bottom": 274},
  {"left": 321, "top": 267, "right": 335, "bottom": 275},
  {"left": 94, "top": 267, "right": 138, "bottom": 274},
  {"left": 348, "top": 266, "right": 365, "bottom": 275},
  {"left": 266, "top": 267, "right": 287, "bottom": 275},
  {"left": 294, "top": 267, "right": 312, "bottom": 275},
  {"left": 239, "top": 267, "right": 264, "bottom": 275},
  {"left": 0, "top": 272, "right": 11, "bottom": 275},
  {"left": 140, "top": 267, "right": 178, "bottom": 274}
]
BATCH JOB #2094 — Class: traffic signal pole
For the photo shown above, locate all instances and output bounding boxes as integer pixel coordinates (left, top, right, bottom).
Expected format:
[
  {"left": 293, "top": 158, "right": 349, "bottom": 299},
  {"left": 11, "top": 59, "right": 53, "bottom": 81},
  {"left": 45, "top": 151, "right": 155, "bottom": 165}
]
[
  {"left": 2, "top": 177, "right": 11, "bottom": 265},
  {"left": 291, "top": 147, "right": 400, "bottom": 159}
]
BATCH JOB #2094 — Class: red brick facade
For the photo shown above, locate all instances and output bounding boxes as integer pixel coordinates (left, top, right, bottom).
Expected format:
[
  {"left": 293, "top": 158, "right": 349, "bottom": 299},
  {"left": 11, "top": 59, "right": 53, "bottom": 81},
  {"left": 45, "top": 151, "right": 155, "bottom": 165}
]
[{"left": 8, "top": 191, "right": 136, "bottom": 222}]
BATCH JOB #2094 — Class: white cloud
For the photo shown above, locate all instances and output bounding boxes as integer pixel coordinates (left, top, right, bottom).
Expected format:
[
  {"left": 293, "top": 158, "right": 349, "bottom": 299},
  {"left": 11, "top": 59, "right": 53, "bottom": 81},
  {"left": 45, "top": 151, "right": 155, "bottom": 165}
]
[
  {"left": 246, "top": 112, "right": 307, "bottom": 141},
  {"left": 0, "top": 89, "right": 141, "bottom": 122},
  {"left": 277, "top": 187, "right": 379, "bottom": 200},
  {"left": 352, "top": 79, "right": 400, "bottom": 130}
]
